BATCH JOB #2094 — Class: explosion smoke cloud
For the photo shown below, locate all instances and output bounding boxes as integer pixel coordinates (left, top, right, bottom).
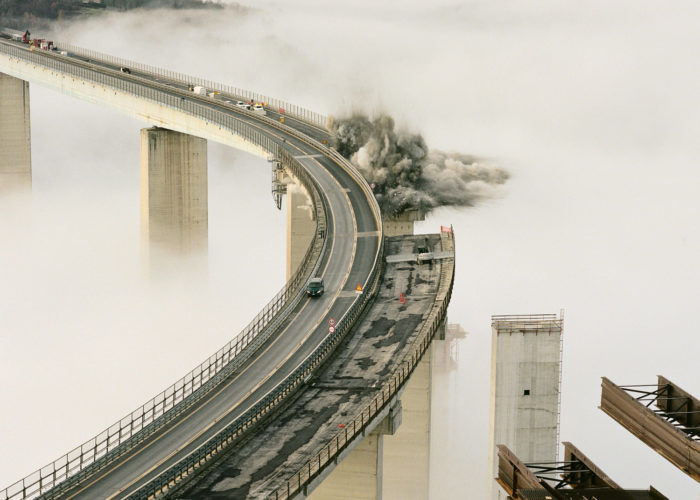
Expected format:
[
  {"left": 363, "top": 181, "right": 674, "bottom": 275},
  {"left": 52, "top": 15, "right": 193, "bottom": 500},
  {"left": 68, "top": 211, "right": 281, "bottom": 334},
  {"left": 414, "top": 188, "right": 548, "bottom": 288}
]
[{"left": 328, "top": 114, "right": 509, "bottom": 217}]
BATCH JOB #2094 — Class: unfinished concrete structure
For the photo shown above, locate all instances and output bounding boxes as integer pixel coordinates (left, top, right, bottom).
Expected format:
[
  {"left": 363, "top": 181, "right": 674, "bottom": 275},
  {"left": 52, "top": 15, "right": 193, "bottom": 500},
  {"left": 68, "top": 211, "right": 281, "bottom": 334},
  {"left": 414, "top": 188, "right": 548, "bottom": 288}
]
[
  {"left": 0, "top": 73, "right": 31, "bottom": 190},
  {"left": 140, "top": 127, "right": 208, "bottom": 262},
  {"left": 489, "top": 313, "right": 564, "bottom": 500},
  {"left": 382, "top": 209, "right": 425, "bottom": 237}
]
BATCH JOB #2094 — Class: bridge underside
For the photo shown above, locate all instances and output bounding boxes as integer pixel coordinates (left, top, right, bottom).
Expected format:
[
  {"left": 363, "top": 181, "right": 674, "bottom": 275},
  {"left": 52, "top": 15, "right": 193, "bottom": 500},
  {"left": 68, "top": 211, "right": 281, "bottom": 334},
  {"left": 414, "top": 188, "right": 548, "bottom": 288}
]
[{"left": 175, "top": 232, "right": 454, "bottom": 499}]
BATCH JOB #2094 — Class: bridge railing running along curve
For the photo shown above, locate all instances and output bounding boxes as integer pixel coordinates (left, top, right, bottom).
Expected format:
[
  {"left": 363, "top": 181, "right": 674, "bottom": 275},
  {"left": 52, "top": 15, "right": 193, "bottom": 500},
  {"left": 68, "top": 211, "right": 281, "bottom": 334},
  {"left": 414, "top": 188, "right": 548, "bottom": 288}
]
[
  {"left": 0, "top": 39, "right": 383, "bottom": 500},
  {"left": 268, "top": 229, "right": 455, "bottom": 500},
  {"left": 57, "top": 41, "right": 328, "bottom": 129}
]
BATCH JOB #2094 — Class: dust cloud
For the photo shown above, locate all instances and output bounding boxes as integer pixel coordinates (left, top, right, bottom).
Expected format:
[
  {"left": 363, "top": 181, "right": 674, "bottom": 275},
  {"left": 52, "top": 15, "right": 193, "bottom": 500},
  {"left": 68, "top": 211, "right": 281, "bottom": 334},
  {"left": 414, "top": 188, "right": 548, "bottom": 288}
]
[{"left": 329, "top": 113, "right": 508, "bottom": 216}]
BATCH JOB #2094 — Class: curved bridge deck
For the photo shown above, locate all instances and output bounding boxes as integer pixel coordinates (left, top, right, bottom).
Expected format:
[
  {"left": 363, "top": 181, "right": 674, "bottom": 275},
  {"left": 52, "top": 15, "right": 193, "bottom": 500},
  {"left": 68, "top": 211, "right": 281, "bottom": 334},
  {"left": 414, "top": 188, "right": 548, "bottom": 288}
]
[{"left": 175, "top": 232, "right": 455, "bottom": 499}]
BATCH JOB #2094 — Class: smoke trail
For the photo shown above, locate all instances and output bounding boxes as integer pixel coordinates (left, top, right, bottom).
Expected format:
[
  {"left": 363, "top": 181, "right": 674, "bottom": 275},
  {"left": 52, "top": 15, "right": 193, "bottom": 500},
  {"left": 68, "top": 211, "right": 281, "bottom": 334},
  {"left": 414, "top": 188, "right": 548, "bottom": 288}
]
[{"left": 328, "top": 114, "right": 509, "bottom": 217}]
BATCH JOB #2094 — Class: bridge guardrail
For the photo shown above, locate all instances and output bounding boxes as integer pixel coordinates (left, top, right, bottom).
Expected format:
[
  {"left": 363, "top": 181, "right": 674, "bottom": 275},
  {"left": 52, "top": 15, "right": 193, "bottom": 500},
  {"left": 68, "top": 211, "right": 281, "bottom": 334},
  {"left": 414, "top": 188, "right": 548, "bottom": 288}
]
[
  {"left": 0, "top": 41, "right": 332, "bottom": 500},
  {"left": 270, "top": 228, "right": 455, "bottom": 500},
  {"left": 123, "top": 106, "right": 385, "bottom": 499},
  {"left": 56, "top": 42, "right": 328, "bottom": 130},
  {"left": 129, "top": 209, "right": 385, "bottom": 500}
]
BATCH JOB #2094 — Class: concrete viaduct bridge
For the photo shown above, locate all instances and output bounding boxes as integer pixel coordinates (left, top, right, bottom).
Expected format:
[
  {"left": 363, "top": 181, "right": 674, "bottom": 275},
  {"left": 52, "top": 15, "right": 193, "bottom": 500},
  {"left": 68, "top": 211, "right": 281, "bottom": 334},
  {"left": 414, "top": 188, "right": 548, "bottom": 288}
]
[{"left": 0, "top": 34, "right": 455, "bottom": 500}]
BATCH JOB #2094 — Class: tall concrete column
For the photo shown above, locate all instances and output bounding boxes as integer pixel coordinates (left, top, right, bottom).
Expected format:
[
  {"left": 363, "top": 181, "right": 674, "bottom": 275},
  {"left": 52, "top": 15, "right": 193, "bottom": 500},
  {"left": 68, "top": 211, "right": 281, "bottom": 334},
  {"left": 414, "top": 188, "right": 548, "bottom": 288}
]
[
  {"left": 308, "top": 429, "right": 384, "bottom": 500},
  {"left": 488, "top": 314, "right": 563, "bottom": 500},
  {"left": 286, "top": 182, "right": 315, "bottom": 279},
  {"left": 381, "top": 344, "right": 433, "bottom": 499},
  {"left": 0, "top": 73, "right": 31, "bottom": 190},
  {"left": 140, "top": 127, "right": 208, "bottom": 262}
]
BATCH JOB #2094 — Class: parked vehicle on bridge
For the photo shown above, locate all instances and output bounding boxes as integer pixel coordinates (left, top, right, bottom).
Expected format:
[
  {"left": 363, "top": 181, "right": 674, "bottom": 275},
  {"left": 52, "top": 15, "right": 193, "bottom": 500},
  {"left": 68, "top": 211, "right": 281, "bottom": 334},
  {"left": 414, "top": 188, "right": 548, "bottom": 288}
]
[
  {"left": 120, "top": 67, "right": 131, "bottom": 74},
  {"left": 0, "top": 28, "right": 26, "bottom": 42},
  {"left": 236, "top": 100, "right": 251, "bottom": 110},
  {"left": 306, "top": 278, "right": 325, "bottom": 297},
  {"left": 253, "top": 104, "right": 267, "bottom": 115}
]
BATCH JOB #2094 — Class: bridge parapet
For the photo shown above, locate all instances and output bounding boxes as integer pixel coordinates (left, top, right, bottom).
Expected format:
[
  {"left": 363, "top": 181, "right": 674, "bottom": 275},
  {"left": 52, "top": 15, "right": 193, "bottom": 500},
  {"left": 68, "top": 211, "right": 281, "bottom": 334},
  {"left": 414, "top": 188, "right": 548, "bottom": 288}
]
[
  {"left": 171, "top": 229, "right": 455, "bottom": 499},
  {"left": 271, "top": 229, "right": 454, "bottom": 500},
  {"left": 132, "top": 222, "right": 386, "bottom": 500},
  {"left": 55, "top": 41, "right": 328, "bottom": 130}
]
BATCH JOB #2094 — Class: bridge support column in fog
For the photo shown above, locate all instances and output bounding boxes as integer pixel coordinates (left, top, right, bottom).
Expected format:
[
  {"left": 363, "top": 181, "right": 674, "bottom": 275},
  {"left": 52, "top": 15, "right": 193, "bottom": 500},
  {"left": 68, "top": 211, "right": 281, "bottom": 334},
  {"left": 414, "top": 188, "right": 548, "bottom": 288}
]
[
  {"left": 286, "top": 182, "right": 315, "bottom": 279},
  {"left": 381, "top": 341, "right": 436, "bottom": 499},
  {"left": 309, "top": 218, "right": 441, "bottom": 500},
  {"left": 488, "top": 313, "right": 563, "bottom": 500},
  {"left": 140, "top": 127, "right": 208, "bottom": 263},
  {"left": 0, "top": 73, "right": 31, "bottom": 191}
]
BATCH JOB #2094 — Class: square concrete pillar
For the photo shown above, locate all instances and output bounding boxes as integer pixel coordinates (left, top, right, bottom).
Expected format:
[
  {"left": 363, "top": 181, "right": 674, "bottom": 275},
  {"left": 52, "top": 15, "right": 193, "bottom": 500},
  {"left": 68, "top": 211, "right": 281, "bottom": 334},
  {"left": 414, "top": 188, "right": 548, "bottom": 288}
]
[
  {"left": 140, "top": 127, "right": 208, "bottom": 259},
  {"left": 0, "top": 73, "right": 31, "bottom": 190},
  {"left": 286, "top": 182, "right": 315, "bottom": 279},
  {"left": 307, "top": 429, "right": 384, "bottom": 500},
  {"left": 381, "top": 345, "right": 432, "bottom": 500}
]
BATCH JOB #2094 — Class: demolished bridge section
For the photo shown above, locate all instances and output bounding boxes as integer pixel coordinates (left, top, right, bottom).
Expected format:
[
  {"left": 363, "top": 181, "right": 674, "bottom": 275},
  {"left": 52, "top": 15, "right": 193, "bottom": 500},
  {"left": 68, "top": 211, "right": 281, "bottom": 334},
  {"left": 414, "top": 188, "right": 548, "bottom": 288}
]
[{"left": 177, "top": 231, "right": 455, "bottom": 499}]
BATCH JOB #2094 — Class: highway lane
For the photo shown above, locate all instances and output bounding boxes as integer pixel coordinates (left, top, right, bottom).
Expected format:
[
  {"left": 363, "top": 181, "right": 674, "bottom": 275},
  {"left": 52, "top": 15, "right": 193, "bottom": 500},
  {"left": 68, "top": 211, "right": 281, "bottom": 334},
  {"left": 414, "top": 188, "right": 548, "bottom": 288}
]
[
  {"left": 67, "top": 151, "right": 359, "bottom": 499},
  {"left": 0, "top": 39, "right": 380, "bottom": 499}
]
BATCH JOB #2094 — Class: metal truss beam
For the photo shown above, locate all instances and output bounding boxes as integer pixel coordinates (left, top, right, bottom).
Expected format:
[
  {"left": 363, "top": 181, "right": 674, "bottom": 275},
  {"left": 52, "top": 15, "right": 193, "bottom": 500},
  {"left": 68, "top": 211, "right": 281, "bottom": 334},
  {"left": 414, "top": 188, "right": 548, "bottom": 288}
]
[{"left": 600, "top": 376, "right": 700, "bottom": 482}]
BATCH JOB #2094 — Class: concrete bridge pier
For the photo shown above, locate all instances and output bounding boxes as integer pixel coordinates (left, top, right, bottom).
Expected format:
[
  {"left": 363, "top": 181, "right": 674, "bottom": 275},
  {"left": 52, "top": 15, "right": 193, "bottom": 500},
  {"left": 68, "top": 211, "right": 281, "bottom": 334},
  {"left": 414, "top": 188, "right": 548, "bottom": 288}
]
[
  {"left": 382, "top": 340, "right": 440, "bottom": 500},
  {"left": 140, "top": 127, "right": 208, "bottom": 270},
  {"left": 286, "top": 181, "right": 315, "bottom": 279},
  {"left": 0, "top": 73, "right": 32, "bottom": 191}
]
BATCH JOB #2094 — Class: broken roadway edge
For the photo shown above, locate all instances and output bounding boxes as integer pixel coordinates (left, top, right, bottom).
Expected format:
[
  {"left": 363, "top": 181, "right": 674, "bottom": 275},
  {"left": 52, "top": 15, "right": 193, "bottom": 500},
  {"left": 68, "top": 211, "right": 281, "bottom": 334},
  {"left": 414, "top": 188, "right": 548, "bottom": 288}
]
[{"left": 176, "top": 232, "right": 455, "bottom": 499}]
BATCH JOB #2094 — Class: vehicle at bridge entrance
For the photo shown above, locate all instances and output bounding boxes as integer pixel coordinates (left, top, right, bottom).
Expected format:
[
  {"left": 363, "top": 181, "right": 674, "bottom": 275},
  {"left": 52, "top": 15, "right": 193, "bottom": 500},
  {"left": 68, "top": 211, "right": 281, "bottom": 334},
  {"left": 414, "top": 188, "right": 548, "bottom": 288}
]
[{"left": 306, "top": 278, "right": 324, "bottom": 297}]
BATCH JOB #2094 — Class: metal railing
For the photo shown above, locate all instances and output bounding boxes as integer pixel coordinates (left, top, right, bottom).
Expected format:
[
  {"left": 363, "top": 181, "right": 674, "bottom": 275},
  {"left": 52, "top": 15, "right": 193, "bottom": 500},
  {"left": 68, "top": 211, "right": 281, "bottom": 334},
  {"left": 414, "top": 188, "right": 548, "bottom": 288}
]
[
  {"left": 0, "top": 41, "right": 337, "bottom": 500},
  {"left": 124, "top": 121, "right": 385, "bottom": 499},
  {"left": 129, "top": 226, "right": 385, "bottom": 500},
  {"left": 268, "top": 229, "right": 455, "bottom": 500},
  {"left": 56, "top": 42, "right": 328, "bottom": 129}
]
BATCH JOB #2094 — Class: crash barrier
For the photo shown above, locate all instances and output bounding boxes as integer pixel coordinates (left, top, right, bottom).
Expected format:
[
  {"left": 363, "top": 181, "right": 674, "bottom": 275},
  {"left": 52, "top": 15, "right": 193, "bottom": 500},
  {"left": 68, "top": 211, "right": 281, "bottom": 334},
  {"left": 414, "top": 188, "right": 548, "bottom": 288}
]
[
  {"left": 0, "top": 40, "right": 335, "bottom": 500},
  {"left": 57, "top": 42, "right": 328, "bottom": 130},
  {"left": 128, "top": 224, "right": 385, "bottom": 500},
  {"left": 270, "top": 229, "right": 455, "bottom": 500}
]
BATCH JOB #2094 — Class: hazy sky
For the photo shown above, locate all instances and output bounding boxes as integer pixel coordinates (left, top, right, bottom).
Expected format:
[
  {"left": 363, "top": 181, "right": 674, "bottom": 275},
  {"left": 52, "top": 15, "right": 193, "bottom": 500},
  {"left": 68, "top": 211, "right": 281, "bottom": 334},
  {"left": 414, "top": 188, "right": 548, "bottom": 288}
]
[{"left": 1, "top": 1, "right": 699, "bottom": 498}]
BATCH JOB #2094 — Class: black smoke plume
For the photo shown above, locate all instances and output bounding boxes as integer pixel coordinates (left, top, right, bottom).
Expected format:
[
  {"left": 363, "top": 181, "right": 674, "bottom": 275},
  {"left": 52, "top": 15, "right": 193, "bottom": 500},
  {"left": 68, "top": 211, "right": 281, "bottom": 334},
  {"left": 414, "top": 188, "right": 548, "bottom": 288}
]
[{"left": 328, "top": 114, "right": 509, "bottom": 217}]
